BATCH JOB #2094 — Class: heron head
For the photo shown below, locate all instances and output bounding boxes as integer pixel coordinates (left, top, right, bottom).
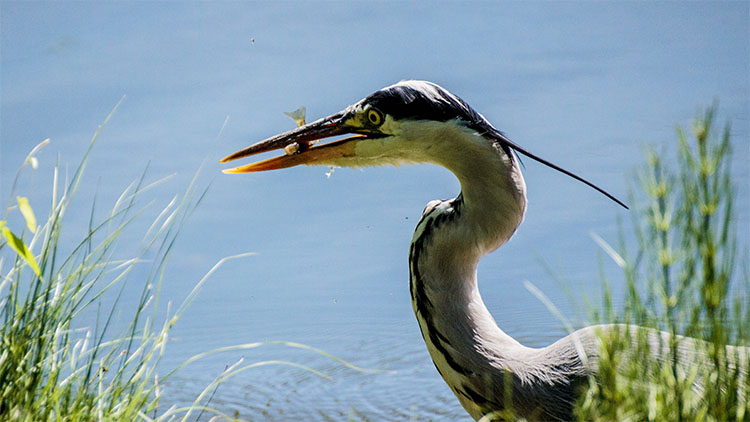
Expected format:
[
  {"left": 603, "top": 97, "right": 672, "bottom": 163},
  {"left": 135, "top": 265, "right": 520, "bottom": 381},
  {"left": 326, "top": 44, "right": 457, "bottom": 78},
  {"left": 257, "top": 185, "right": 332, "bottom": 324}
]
[
  {"left": 221, "top": 80, "right": 627, "bottom": 209},
  {"left": 220, "top": 80, "right": 506, "bottom": 173}
]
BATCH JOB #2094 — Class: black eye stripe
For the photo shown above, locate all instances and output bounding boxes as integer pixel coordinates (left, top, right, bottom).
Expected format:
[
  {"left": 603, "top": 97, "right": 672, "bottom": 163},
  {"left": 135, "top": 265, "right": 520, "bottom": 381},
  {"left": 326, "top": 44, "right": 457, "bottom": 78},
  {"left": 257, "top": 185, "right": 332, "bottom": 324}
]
[
  {"left": 361, "top": 82, "right": 502, "bottom": 142},
  {"left": 364, "top": 82, "right": 481, "bottom": 126}
]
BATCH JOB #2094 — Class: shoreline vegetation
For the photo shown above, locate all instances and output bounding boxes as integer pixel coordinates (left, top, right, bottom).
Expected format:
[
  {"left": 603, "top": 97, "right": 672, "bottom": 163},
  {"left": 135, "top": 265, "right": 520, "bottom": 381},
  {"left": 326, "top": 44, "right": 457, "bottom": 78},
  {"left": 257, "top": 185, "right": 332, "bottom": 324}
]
[
  {"left": 0, "top": 103, "right": 367, "bottom": 421},
  {"left": 1, "top": 104, "right": 747, "bottom": 420},
  {"left": 575, "top": 106, "right": 749, "bottom": 421}
]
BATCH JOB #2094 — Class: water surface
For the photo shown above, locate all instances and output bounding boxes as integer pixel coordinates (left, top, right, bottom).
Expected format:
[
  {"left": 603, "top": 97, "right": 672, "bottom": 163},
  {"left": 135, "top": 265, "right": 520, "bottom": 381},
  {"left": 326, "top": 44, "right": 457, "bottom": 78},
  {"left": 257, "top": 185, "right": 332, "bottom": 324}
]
[{"left": 2, "top": 2, "right": 748, "bottom": 420}]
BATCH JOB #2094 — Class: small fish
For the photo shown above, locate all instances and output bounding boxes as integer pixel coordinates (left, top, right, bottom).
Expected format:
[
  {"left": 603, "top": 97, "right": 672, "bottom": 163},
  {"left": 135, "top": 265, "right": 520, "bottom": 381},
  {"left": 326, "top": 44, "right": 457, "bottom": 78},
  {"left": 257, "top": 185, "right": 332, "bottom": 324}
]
[
  {"left": 284, "top": 142, "right": 300, "bottom": 156},
  {"left": 283, "top": 107, "right": 309, "bottom": 154},
  {"left": 284, "top": 106, "right": 306, "bottom": 127}
]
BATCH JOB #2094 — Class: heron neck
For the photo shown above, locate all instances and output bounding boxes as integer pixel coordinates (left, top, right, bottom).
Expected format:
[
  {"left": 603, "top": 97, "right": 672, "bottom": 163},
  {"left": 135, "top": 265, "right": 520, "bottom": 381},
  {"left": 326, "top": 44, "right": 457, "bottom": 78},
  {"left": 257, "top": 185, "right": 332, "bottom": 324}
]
[
  {"left": 451, "top": 142, "right": 527, "bottom": 254},
  {"left": 410, "top": 147, "right": 529, "bottom": 380}
]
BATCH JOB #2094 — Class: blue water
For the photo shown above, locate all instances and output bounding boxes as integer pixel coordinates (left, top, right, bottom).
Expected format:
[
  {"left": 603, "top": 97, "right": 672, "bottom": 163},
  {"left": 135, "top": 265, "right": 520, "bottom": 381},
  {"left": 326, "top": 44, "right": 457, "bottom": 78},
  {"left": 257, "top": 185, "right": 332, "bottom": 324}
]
[{"left": 2, "top": 2, "right": 748, "bottom": 420}]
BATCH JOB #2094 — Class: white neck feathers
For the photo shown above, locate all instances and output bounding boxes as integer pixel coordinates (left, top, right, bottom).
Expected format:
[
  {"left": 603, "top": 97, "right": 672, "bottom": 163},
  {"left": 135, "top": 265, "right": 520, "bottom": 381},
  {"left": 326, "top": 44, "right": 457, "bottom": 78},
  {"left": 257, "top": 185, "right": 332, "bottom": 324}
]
[{"left": 408, "top": 128, "right": 528, "bottom": 399}]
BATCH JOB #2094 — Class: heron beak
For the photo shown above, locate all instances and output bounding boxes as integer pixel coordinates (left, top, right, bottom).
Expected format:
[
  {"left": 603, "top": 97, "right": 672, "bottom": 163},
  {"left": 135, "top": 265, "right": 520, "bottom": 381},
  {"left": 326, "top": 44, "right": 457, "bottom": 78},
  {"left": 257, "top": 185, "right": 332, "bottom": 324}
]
[{"left": 220, "top": 111, "right": 367, "bottom": 173}]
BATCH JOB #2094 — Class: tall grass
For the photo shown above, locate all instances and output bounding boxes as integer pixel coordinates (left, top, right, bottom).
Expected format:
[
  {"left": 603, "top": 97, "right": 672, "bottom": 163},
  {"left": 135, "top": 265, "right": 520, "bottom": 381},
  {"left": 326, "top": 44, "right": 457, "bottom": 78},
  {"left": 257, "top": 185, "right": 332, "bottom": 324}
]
[
  {"left": 0, "top": 101, "right": 219, "bottom": 420},
  {"left": 576, "top": 106, "right": 750, "bottom": 421},
  {"left": 0, "top": 104, "right": 364, "bottom": 421}
]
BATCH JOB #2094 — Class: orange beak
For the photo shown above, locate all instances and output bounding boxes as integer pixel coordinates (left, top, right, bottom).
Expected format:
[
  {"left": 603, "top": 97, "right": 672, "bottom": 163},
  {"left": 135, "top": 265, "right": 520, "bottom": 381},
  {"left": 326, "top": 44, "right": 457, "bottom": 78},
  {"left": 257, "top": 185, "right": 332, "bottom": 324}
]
[{"left": 220, "top": 111, "right": 369, "bottom": 173}]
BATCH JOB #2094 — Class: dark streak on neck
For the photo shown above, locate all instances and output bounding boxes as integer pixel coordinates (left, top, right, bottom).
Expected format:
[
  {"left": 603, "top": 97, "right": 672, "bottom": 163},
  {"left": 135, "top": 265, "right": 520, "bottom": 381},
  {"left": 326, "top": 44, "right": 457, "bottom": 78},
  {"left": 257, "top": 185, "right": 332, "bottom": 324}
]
[{"left": 409, "top": 194, "right": 469, "bottom": 377}]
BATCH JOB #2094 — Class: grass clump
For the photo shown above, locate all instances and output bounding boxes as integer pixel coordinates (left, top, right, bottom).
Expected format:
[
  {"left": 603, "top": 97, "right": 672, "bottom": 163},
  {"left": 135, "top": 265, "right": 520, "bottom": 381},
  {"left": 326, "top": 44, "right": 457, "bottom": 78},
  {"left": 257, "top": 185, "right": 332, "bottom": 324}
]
[
  {"left": 0, "top": 104, "right": 344, "bottom": 421},
  {"left": 0, "top": 102, "right": 217, "bottom": 420},
  {"left": 576, "top": 106, "right": 750, "bottom": 421}
]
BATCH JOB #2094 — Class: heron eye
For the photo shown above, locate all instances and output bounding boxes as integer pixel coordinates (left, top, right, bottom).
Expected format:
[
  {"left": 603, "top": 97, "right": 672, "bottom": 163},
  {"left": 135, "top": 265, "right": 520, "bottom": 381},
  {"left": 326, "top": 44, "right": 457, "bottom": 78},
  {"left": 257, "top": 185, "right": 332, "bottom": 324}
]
[{"left": 366, "top": 108, "right": 383, "bottom": 127}]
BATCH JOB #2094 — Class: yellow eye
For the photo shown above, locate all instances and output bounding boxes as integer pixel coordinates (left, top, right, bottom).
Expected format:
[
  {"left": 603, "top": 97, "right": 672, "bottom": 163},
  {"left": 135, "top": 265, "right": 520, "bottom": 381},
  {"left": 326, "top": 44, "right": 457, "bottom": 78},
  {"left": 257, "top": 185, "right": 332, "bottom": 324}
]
[{"left": 366, "top": 108, "right": 383, "bottom": 127}]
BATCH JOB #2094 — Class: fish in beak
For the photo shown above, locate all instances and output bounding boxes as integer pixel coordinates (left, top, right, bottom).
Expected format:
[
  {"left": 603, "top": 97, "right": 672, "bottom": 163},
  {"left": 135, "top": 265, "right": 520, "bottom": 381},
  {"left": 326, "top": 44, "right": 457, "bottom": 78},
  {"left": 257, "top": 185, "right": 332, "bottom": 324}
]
[{"left": 220, "top": 110, "right": 374, "bottom": 173}]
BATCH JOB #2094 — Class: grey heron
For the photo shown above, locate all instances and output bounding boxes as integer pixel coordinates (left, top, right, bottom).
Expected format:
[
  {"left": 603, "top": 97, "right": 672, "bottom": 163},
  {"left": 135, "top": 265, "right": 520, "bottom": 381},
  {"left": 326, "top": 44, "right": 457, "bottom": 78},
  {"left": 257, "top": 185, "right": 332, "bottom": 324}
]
[{"left": 220, "top": 81, "right": 741, "bottom": 420}]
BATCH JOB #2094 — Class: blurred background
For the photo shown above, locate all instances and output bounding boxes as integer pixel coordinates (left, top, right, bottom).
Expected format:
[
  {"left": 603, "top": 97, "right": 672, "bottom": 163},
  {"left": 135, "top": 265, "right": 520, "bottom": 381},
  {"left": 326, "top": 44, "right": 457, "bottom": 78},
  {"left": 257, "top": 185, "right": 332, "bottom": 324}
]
[{"left": 2, "top": 2, "right": 748, "bottom": 420}]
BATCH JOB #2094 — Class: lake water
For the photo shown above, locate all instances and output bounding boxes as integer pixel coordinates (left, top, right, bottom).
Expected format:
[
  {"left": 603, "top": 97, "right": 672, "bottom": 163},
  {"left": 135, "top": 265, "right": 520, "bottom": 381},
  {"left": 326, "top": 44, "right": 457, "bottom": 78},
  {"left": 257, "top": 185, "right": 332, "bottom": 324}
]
[{"left": 2, "top": 2, "right": 748, "bottom": 420}]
